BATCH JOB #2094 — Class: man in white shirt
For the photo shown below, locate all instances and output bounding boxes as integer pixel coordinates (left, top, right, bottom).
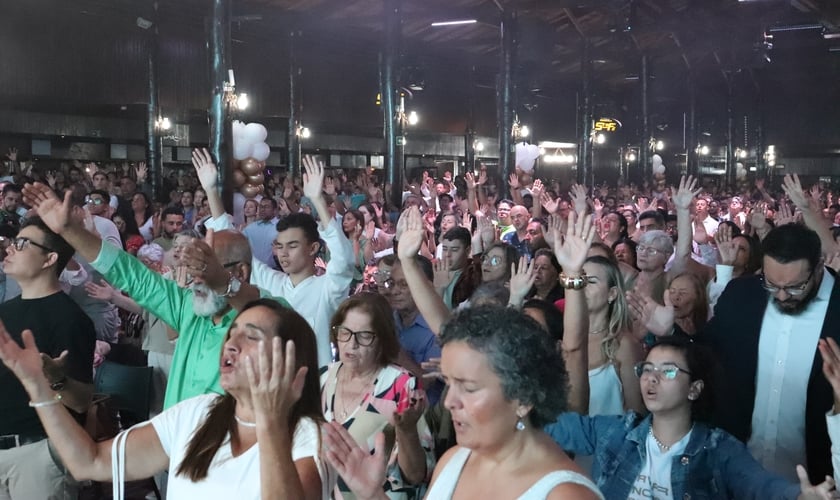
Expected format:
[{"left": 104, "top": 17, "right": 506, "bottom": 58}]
[
  {"left": 194, "top": 150, "right": 354, "bottom": 367},
  {"left": 242, "top": 197, "right": 279, "bottom": 269},
  {"left": 702, "top": 223, "right": 840, "bottom": 483}
]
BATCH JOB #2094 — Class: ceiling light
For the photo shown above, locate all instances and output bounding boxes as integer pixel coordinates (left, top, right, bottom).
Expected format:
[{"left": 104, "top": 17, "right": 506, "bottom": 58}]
[
  {"left": 431, "top": 19, "right": 477, "bottom": 27},
  {"left": 407, "top": 111, "right": 419, "bottom": 125},
  {"left": 767, "top": 24, "right": 823, "bottom": 33},
  {"left": 236, "top": 93, "right": 249, "bottom": 110}
]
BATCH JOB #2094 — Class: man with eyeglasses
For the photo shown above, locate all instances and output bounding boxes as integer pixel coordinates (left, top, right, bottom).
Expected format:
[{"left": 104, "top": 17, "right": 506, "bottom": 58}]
[
  {"left": 501, "top": 205, "right": 533, "bottom": 260},
  {"left": 699, "top": 223, "right": 840, "bottom": 484},
  {"left": 0, "top": 216, "right": 95, "bottom": 499}
]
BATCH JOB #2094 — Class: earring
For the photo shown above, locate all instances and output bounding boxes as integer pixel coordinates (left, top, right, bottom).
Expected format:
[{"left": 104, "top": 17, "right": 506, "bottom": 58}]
[{"left": 515, "top": 410, "right": 526, "bottom": 431}]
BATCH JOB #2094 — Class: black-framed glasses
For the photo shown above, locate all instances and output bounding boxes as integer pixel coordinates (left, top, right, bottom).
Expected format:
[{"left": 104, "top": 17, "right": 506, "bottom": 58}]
[
  {"left": 634, "top": 362, "right": 692, "bottom": 380},
  {"left": 760, "top": 269, "right": 814, "bottom": 297},
  {"left": 332, "top": 325, "right": 376, "bottom": 346},
  {"left": 222, "top": 261, "right": 240, "bottom": 269},
  {"left": 12, "top": 237, "right": 55, "bottom": 253},
  {"left": 481, "top": 255, "right": 504, "bottom": 267}
]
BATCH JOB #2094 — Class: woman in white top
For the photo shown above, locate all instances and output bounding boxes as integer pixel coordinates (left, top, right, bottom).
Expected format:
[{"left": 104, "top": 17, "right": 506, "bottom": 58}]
[
  {"left": 323, "top": 208, "right": 603, "bottom": 500},
  {"left": 0, "top": 299, "right": 328, "bottom": 500},
  {"left": 583, "top": 256, "right": 645, "bottom": 415}
]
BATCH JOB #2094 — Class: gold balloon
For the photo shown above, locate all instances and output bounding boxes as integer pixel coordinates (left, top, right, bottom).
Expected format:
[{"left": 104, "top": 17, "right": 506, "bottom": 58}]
[
  {"left": 240, "top": 158, "right": 262, "bottom": 176},
  {"left": 233, "top": 169, "right": 247, "bottom": 187},
  {"left": 247, "top": 172, "right": 265, "bottom": 185},
  {"left": 240, "top": 184, "right": 261, "bottom": 198}
]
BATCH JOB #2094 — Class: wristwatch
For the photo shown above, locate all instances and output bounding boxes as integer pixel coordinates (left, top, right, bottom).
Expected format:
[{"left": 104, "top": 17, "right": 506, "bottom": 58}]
[{"left": 49, "top": 376, "right": 67, "bottom": 392}]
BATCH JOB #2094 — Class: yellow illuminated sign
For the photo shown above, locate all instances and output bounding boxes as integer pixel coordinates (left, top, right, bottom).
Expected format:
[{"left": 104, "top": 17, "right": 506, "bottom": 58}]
[{"left": 593, "top": 118, "right": 622, "bottom": 133}]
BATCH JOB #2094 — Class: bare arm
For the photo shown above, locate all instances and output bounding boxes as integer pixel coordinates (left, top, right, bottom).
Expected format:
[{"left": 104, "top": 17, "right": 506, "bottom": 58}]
[
  {"left": 302, "top": 156, "right": 332, "bottom": 230},
  {"left": 192, "top": 149, "right": 226, "bottom": 220}
]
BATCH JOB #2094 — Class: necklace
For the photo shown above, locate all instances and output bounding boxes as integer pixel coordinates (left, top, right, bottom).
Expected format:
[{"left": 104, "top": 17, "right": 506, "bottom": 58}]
[
  {"left": 336, "top": 367, "right": 376, "bottom": 420},
  {"left": 235, "top": 415, "right": 257, "bottom": 428},
  {"left": 650, "top": 424, "right": 694, "bottom": 452}
]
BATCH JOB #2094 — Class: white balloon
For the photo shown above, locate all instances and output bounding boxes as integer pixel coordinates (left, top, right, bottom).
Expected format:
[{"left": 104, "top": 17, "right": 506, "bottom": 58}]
[
  {"left": 233, "top": 141, "right": 254, "bottom": 161},
  {"left": 654, "top": 164, "right": 666, "bottom": 175},
  {"left": 252, "top": 142, "right": 271, "bottom": 162},
  {"left": 515, "top": 143, "right": 539, "bottom": 172},
  {"left": 244, "top": 122, "right": 268, "bottom": 144},
  {"left": 652, "top": 154, "right": 663, "bottom": 166}
]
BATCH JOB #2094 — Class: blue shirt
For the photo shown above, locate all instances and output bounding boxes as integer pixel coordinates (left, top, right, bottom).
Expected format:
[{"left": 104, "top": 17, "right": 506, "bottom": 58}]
[
  {"left": 501, "top": 231, "right": 531, "bottom": 260},
  {"left": 395, "top": 312, "right": 442, "bottom": 405}
]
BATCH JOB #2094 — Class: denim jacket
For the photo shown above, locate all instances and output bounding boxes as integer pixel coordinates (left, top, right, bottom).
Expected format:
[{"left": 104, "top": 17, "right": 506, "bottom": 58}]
[{"left": 544, "top": 412, "right": 801, "bottom": 500}]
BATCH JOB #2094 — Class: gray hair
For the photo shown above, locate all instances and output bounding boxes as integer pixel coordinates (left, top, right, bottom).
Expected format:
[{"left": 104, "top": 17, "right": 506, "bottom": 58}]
[
  {"left": 439, "top": 306, "right": 567, "bottom": 427},
  {"left": 137, "top": 243, "right": 165, "bottom": 263},
  {"left": 639, "top": 229, "right": 674, "bottom": 256}
]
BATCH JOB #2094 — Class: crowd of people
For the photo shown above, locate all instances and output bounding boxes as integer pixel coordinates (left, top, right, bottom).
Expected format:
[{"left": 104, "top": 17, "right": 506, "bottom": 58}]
[{"left": 1, "top": 144, "right": 840, "bottom": 499}]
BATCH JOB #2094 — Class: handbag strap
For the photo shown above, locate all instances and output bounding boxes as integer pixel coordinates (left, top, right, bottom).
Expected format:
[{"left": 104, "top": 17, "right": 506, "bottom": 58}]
[{"left": 110, "top": 422, "right": 151, "bottom": 500}]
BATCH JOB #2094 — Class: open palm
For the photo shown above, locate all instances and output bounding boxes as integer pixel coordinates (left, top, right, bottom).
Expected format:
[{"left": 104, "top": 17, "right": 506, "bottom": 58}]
[
  {"left": 191, "top": 148, "right": 219, "bottom": 190},
  {"left": 553, "top": 210, "right": 595, "bottom": 274},
  {"left": 324, "top": 422, "right": 387, "bottom": 499}
]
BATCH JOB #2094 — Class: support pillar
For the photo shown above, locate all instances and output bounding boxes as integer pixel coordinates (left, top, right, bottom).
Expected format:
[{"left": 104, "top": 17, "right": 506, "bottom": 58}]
[
  {"left": 208, "top": 0, "right": 233, "bottom": 212},
  {"left": 639, "top": 54, "right": 650, "bottom": 181},
  {"left": 497, "top": 10, "right": 516, "bottom": 199},
  {"left": 383, "top": 0, "right": 402, "bottom": 209},
  {"left": 287, "top": 31, "right": 301, "bottom": 179},
  {"left": 577, "top": 40, "right": 592, "bottom": 187},
  {"left": 725, "top": 80, "right": 735, "bottom": 188},
  {"left": 687, "top": 77, "right": 697, "bottom": 177},
  {"left": 145, "top": 0, "right": 161, "bottom": 201}
]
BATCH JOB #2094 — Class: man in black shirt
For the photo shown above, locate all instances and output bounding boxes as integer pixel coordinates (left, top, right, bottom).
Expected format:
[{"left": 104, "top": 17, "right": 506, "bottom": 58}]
[{"left": 0, "top": 216, "right": 95, "bottom": 499}]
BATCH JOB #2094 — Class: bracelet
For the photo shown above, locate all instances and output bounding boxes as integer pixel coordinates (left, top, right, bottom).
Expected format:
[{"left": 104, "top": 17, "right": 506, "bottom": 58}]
[
  {"left": 559, "top": 271, "right": 588, "bottom": 290},
  {"left": 29, "top": 393, "right": 62, "bottom": 408}
]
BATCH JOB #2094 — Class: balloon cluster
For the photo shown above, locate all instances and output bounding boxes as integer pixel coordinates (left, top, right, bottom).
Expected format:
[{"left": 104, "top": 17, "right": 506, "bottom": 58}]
[
  {"left": 652, "top": 154, "right": 666, "bottom": 175},
  {"left": 736, "top": 162, "right": 747, "bottom": 180},
  {"left": 515, "top": 143, "right": 541, "bottom": 173},
  {"left": 232, "top": 120, "right": 270, "bottom": 198}
]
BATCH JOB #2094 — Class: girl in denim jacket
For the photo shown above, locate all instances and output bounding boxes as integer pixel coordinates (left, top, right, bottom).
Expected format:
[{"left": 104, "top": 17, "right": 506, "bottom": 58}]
[{"left": 545, "top": 337, "right": 834, "bottom": 500}]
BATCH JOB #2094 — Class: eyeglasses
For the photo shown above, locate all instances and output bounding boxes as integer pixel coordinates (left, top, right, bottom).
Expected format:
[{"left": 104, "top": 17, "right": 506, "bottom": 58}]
[
  {"left": 12, "top": 237, "right": 55, "bottom": 253},
  {"left": 85, "top": 196, "right": 106, "bottom": 206},
  {"left": 332, "top": 325, "right": 376, "bottom": 346},
  {"left": 372, "top": 270, "right": 395, "bottom": 289},
  {"left": 634, "top": 362, "right": 692, "bottom": 380},
  {"left": 481, "top": 255, "right": 504, "bottom": 267},
  {"left": 637, "top": 245, "right": 665, "bottom": 256},
  {"left": 761, "top": 269, "right": 814, "bottom": 296}
]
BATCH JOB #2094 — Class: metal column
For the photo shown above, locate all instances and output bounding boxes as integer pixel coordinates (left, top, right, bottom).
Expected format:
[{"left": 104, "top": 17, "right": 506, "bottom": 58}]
[
  {"left": 287, "top": 31, "right": 301, "bottom": 179},
  {"left": 687, "top": 78, "right": 697, "bottom": 177},
  {"left": 145, "top": 0, "right": 160, "bottom": 201},
  {"left": 383, "top": 0, "right": 402, "bottom": 210},
  {"left": 497, "top": 10, "right": 516, "bottom": 200},
  {"left": 725, "top": 80, "right": 735, "bottom": 188},
  {"left": 577, "top": 40, "right": 592, "bottom": 187},
  {"left": 639, "top": 54, "right": 650, "bottom": 181},
  {"left": 208, "top": 0, "right": 233, "bottom": 212}
]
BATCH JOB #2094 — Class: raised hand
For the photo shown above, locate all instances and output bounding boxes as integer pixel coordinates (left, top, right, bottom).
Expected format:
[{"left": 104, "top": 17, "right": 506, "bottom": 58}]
[
  {"left": 782, "top": 174, "right": 810, "bottom": 210},
  {"left": 245, "top": 338, "right": 308, "bottom": 424},
  {"left": 591, "top": 197, "right": 604, "bottom": 216},
  {"left": 569, "top": 184, "right": 588, "bottom": 215},
  {"left": 393, "top": 389, "right": 427, "bottom": 433},
  {"left": 477, "top": 169, "right": 487, "bottom": 186},
  {"left": 673, "top": 175, "right": 701, "bottom": 211},
  {"left": 85, "top": 279, "right": 117, "bottom": 302},
  {"left": 540, "top": 192, "right": 559, "bottom": 214},
  {"left": 461, "top": 212, "right": 473, "bottom": 230},
  {"left": 397, "top": 207, "right": 425, "bottom": 259},
  {"left": 626, "top": 290, "right": 674, "bottom": 337},
  {"left": 749, "top": 203, "right": 768, "bottom": 232},
  {"left": 21, "top": 183, "right": 73, "bottom": 234},
  {"left": 45, "top": 171, "right": 57, "bottom": 188},
  {"left": 530, "top": 179, "right": 544, "bottom": 197},
  {"left": 5, "top": 147, "right": 17, "bottom": 162},
  {"left": 135, "top": 162, "right": 148, "bottom": 183},
  {"left": 179, "top": 229, "right": 228, "bottom": 292},
  {"left": 324, "top": 421, "right": 388, "bottom": 500},
  {"left": 302, "top": 155, "right": 325, "bottom": 200},
  {"left": 464, "top": 172, "right": 476, "bottom": 191},
  {"left": 420, "top": 357, "right": 442, "bottom": 384},
  {"left": 552, "top": 210, "right": 596, "bottom": 274},
  {"left": 324, "top": 176, "right": 336, "bottom": 196},
  {"left": 796, "top": 464, "right": 835, "bottom": 500},
  {"left": 776, "top": 202, "right": 797, "bottom": 226},
  {"left": 755, "top": 178, "right": 766, "bottom": 191},
  {"left": 433, "top": 258, "right": 454, "bottom": 290},
  {"left": 192, "top": 148, "right": 219, "bottom": 190},
  {"left": 715, "top": 223, "right": 738, "bottom": 266},
  {"left": 476, "top": 214, "right": 495, "bottom": 248},
  {"left": 508, "top": 256, "right": 535, "bottom": 306},
  {"left": 508, "top": 172, "right": 520, "bottom": 190}
]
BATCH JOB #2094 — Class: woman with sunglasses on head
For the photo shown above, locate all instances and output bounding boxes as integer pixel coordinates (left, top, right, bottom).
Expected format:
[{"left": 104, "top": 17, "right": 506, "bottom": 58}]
[
  {"left": 321, "top": 292, "right": 434, "bottom": 499},
  {"left": 543, "top": 336, "right": 835, "bottom": 499}
]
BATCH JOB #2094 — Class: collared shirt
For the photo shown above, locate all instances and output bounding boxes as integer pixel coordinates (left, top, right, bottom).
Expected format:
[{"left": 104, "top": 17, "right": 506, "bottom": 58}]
[
  {"left": 395, "top": 311, "right": 442, "bottom": 405},
  {"left": 747, "top": 269, "right": 834, "bottom": 481},
  {"left": 206, "top": 215, "right": 354, "bottom": 367},
  {"left": 91, "top": 241, "right": 290, "bottom": 409},
  {"left": 242, "top": 217, "right": 279, "bottom": 268},
  {"left": 501, "top": 230, "right": 532, "bottom": 260}
]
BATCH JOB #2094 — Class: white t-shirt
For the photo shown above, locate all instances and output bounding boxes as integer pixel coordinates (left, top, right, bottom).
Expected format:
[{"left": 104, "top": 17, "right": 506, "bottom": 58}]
[
  {"left": 628, "top": 428, "right": 693, "bottom": 500},
  {"left": 152, "top": 394, "right": 327, "bottom": 499}
]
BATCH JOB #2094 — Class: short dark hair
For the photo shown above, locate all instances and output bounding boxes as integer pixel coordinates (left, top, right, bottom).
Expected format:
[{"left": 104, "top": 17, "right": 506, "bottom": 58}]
[
  {"left": 259, "top": 198, "right": 277, "bottom": 209},
  {"left": 379, "top": 254, "right": 433, "bottom": 281},
  {"left": 442, "top": 227, "right": 471, "bottom": 247},
  {"left": 650, "top": 336, "right": 718, "bottom": 422},
  {"left": 522, "top": 299, "right": 564, "bottom": 343},
  {"left": 89, "top": 189, "right": 110, "bottom": 201},
  {"left": 161, "top": 206, "right": 184, "bottom": 220},
  {"left": 761, "top": 223, "right": 821, "bottom": 271},
  {"left": 276, "top": 213, "right": 320, "bottom": 246},
  {"left": 21, "top": 216, "right": 75, "bottom": 276},
  {"left": 2, "top": 184, "right": 21, "bottom": 196},
  {"left": 638, "top": 210, "right": 665, "bottom": 227},
  {"left": 440, "top": 306, "right": 568, "bottom": 427},
  {"left": 330, "top": 292, "right": 400, "bottom": 367}
]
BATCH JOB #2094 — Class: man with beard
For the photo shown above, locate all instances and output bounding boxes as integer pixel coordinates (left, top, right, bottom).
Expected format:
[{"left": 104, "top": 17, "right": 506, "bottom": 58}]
[
  {"left": 21, "top": 182, "right": 284, "bottom": 410},
  {"left": 699, "top": 223, "right": 840, "bottom": 484}
]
